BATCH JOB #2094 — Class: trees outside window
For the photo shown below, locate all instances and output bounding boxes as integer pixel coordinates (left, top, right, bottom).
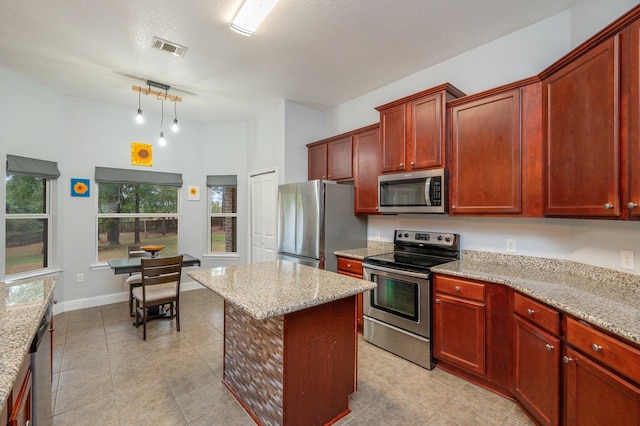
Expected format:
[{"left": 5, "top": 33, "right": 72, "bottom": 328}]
[
  {"left": 97, "top": 182, "right": 179, "bottom": 261},
  {"left": 209, "top": 182, "right": 237, "bottom": 253},
  {"left": 5, "top": 175, "right": 51, "bottom": 275}
]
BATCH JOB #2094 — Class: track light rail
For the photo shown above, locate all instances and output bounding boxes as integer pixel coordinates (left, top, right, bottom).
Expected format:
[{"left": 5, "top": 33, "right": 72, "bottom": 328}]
[{"left": 132, "top": 85, "right": 182, "bottom": 102}]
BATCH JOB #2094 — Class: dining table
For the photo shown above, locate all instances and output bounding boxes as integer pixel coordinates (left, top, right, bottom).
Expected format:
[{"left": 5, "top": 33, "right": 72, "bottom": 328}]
[{"left": 107, "top": 253, "right": 201, "bottom": 275}]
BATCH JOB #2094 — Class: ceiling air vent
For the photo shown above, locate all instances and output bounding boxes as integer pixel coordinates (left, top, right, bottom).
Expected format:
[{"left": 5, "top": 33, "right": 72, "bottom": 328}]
[{"left": 151, "top": 37, "right": 188, "bottom": 57}]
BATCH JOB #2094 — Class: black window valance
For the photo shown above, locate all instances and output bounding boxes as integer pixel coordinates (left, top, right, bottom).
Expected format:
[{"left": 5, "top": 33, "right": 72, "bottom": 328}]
[
  {"left": 95, "top": 167, "right": 183, "bottom": 187},
  {"left": 7, "top": 154, "right": 60, "bottom": 179},
  {"left": 206, "top": 175, "right": 237, "bottom": 187}
]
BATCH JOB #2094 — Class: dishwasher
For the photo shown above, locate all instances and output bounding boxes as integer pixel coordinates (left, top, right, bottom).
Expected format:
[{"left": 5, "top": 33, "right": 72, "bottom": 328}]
[{"left": 30, "top": 300, "right": 53, "bottom": 426}]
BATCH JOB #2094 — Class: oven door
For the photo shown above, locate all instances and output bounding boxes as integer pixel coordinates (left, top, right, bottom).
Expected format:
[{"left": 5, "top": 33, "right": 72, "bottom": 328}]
[{"left": 363, "top": 263, "right": 431, "bottom": 338}]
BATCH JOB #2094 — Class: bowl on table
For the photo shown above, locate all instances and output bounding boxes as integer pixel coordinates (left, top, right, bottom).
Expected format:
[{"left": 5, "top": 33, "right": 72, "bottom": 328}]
[{"left": 140, "top": 245, "right": 165, "bottom": 257}]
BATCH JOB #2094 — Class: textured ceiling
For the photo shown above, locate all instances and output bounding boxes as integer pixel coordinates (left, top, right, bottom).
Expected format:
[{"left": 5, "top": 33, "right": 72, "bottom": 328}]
[{"left": 0, "top": 0, "right": 575, "bottom": 122}]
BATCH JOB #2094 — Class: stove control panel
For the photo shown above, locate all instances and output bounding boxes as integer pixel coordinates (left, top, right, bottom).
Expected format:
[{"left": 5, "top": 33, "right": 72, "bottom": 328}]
[{"left": 394, "top": 230, "right": 458, "bottom": 248}]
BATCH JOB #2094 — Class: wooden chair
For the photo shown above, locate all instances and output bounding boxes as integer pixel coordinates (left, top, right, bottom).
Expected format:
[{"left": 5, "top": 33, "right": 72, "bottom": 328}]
[
  {"left": 126, "top": 244, "right": 150, "bottom": 317},
  {"left": 133, "top": 255, "right": 183, "bottom": 340}
]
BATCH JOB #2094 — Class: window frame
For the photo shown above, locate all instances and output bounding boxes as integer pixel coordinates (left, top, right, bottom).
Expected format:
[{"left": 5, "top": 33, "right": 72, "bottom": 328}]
[
  {"left": 2, "top": 155, "right": 60, "bottom": 281},
  {"left": 207, "top": 176, "right": 238, "bottom": 257}
]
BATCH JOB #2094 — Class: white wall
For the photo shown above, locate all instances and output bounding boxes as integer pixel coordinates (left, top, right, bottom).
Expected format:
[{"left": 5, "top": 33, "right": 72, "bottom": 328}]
[
  {"left": 284, "top": 101, "right": 324, "bottom": 184},
  {"left": 1, "top": 68, "right": 249, "bottom": 308},
  {"left": 570, "top": 0, "right": 639, "bottom": 47},
  {"left": 322, "top": 1, "right": 640, "bottom": 275},
  {"left": 247, "top": 101, "right": 286, "bottom": 182}
]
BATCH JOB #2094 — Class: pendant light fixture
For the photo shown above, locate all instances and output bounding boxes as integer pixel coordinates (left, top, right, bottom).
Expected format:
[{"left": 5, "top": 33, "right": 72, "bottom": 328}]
[
  {"left": 159, "top": 97, "right": 166, "bottom": 146},
  {"left": 132, "top": 80, "right": 183, "bottom": 145},
  {"left": 136, "top": 90, "right": 144, "bottom": 123},
  {"left": 172, "top": 101, "right": 179, "bottom": 132}
]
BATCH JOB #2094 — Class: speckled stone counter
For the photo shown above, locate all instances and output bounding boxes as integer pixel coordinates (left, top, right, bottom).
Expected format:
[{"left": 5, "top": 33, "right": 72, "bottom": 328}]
[
  {"left": 334, "top": 243, "right": 393, "bottom": 261},
  {"left": 0, "top": 275, "right": 57, "bottom": 415},
  {"left": 188, "top": 260, "right": 375, "bottom": 320},
  {"left": 431, "top": 251, "right": 640, "bottom": 345},
  {"left": 189, "top": 260, "right": 374, "bottom": 425}
]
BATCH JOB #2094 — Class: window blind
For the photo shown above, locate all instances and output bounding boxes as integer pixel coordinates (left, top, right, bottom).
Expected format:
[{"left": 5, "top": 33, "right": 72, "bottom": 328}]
[
  {"left": 206, "top": 175, "right": 237, "bottom": 187},
  {"left": 95, "top": 167, "right": 183, "bottom": 187},
  {"left": 7, "top": 154, "right": 60, "bottom": 179}
]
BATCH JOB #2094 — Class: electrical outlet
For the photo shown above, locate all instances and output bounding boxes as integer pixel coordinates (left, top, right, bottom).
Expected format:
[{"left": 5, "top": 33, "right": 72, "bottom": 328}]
[
  {"left": 76, "top": 273, "right": 84, "bottom": 283},
  {"left": 506, "top": 239, "right": 517, "bottom": 253},
  {"left": 621, "top": 250, "right": 635, "bottom": 270}
]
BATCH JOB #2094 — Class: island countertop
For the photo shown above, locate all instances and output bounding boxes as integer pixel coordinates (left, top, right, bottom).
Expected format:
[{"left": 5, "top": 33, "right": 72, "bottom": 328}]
[
  {"left": 0, "top": 275, "right": 57, "bottom": 414},
  {"left": 188, "top": 260, "right": 376, "bottom": 320}
]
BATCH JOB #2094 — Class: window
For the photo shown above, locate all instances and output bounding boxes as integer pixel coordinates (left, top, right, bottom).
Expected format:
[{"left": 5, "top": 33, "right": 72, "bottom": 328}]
[
  {"left": 95, "top": 167, "right": 182, "bottom": 262},
  {"left": 5, "top": 155, "right": 60, "bottom": 276},
  {"left": 207, "top": 175, "right": 237, "bottom": 253}
]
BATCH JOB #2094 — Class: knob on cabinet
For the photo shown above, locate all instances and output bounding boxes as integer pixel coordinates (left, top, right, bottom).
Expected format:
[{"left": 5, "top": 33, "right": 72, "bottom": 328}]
[
  {"left": 628, "top": 202, "right": 638, "bottom": 209},
  {"left": 604, "top": 203, "right": 614, "bottom": 209}
]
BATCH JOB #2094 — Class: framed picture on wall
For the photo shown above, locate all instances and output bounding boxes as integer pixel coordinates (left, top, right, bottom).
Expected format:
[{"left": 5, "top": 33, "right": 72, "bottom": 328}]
[{"left": 71, "top": 178, "right": 90, "bottom": 197}]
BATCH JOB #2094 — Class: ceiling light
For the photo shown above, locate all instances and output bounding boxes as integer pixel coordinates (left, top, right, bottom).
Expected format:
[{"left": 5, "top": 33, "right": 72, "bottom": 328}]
[
  {"left": 172, "top": 101, "right": 179, "bottom": 132},
  {"left": 230, "top": 0, "right": 281, "bottom": 36},
  {"left": 136, "top": 91, "right": 143, "bottom": 123},
  {"left": 159, "top": 98, "right": 166, "bottom": 146},
  {"left": 159, "top": 131, "right": 166, "bottom": 146}
]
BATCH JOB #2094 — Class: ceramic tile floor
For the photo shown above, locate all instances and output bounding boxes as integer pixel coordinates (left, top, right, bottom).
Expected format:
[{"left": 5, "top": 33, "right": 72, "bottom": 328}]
[{"left": 51, "top": 288, "right": 535, "bottom": 425}]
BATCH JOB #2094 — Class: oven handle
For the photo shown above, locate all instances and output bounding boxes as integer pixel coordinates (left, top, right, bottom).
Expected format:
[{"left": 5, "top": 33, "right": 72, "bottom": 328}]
[{"left": 363, "top": 263, "right": 431, "bottom": 280}]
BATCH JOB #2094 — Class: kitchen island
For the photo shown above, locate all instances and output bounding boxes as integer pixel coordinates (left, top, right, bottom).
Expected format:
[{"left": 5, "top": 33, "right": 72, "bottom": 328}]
[{"left": 188, "top": 260, "right": 375, "bottom": 426}]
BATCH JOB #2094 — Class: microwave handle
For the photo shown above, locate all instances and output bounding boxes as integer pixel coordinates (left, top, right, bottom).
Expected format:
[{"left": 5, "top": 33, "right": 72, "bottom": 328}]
[{"left": 424, "top": 177, "right": 432, "bottom": 206}]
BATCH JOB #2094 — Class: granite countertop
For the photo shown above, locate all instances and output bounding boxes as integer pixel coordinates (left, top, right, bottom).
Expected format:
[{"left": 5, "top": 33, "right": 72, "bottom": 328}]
[
  {"left": 334, "top": 241, "right": 394, "bottom": 260},
  {"left": 0, "top": 275, "right": 57, "bottom": 414},
  {"left": 431, "top": 251, "right": 640, "bottom": 345},
  {"left": 188, "top": 260, "right": 376, "bottom": 320}
]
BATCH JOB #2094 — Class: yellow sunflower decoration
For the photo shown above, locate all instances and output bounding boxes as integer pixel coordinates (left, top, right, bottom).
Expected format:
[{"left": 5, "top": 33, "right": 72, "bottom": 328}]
[{"left": 131, "top": 142, "right": 152, "bottom": 166}]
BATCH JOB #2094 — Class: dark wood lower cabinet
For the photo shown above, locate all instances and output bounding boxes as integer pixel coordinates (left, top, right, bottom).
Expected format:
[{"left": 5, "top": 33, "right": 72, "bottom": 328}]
[
  {"left": 513, "top": 316, "right": 560, "bottom": 426},
  {"left": 564, "top": 346, "right": 640, "bottom": 425},
  {"left": 336, "top": 256, "right": 364, "bottom": 333},
  {"left": 433, "top": 293, "right": 486, "bottom": 376}
]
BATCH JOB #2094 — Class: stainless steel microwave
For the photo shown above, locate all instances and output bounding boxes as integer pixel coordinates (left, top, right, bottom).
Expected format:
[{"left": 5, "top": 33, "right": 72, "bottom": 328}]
[{"left": 378, "top": 169, "right": 447, "bottom": 214}]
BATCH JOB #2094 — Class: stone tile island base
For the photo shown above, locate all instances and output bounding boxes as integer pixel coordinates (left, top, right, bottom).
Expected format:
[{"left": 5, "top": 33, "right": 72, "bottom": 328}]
[{"left": 223, "top": 296, "right": 357, "bottom": 426}]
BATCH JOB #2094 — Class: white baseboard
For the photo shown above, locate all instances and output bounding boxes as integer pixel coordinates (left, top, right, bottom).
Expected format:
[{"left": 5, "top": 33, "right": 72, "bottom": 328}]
[{"left": 52, "top": 280, "right": 204, "bottom": 315}]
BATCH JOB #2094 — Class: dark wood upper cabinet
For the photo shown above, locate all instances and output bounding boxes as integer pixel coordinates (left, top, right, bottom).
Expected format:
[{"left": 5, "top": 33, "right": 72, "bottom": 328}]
[
  {"left": 308, "top": 143, "right": 327, "bottom": 180},
  {"left": 448, "top": 80, "right": 542, "bottom": 216},
  {"left": 327, "top": 137, "right": 353, "bottom": 180},
  {"left": 376, "top": 83, "right": 465, "bottom": 174},
  {"left": 353, "top": 125, "right": 380, "bottom": 214},
  {"left": 542, "top": 35, "right": 620, "bottom": 218},
  {"left": 625, "top": 18, "right": 640, "bottom": 218}
]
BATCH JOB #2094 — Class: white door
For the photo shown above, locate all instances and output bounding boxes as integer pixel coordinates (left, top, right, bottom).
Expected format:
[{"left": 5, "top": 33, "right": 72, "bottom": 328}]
[{"left": 250, "top": 171, "right": 277, "bottom": 263}]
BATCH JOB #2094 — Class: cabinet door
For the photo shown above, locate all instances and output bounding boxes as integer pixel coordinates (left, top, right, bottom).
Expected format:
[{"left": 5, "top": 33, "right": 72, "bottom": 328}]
[
  {"left": 308, "top": 143, "right": 327, "bottom": 180},
  {"left": 327, "top": 137, "right": 352, "bottom": 180},
  {"left": 408, "top": 94, "right": 444, "bottom": 170},
  {"left": 514, "top": 316, "right": 560, "bottom": 426},
  {"left": 564, "top": 347, "right": 640, "bottom": 426},
  {"left": 379, "top": 103, "right": 407, "bottom": 173},
  {"left": 450, "top": 89, "right": 522, "bottom": 214},
  {"left": 543, "top": 35, "right": 620, "bottom": 217},
  {"left": 626, "top": 20, "right": 640, "bottom": 217},
  {"left": 8, "top": 369, "right": 32, "bottom": 426},
  {"left": 433, "top": 294, "right": 486, "bottom": 376},
  {"left": 353, "top": 127, "right": 380, "bottom": 214},
  {"left": 336, "top": 257, "right": 364, "bottom": 333}
]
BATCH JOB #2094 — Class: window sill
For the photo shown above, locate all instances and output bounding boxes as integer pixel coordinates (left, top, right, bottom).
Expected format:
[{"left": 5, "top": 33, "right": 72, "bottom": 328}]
[
  {"left": 5, "top": 268, "right": 62, "bottom": 282},
  {"left": 203, "top": 253, "right": 241, "bottom": 260}
]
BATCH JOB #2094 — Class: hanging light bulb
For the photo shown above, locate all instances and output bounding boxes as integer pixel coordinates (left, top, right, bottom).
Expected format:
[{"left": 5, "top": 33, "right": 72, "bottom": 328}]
[
  {"left": 172, "top": 101, "right": 179, "bottom": 132},
  {"left": 158, "top": 97, "right": 166, "bottom": 146},
  {"left": 135, "top": 91, "right": 143, "bottom": 123}
]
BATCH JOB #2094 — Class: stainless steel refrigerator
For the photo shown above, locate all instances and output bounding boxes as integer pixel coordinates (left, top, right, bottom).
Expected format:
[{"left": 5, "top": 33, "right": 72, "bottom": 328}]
[{"left": 277, "top": 180, "right": 367, "bottom": 272}]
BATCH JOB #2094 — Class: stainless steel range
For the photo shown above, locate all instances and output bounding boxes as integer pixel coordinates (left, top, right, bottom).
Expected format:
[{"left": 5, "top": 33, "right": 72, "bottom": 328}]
[{"left": 362, "top": 230, "right": 460, "bottom": 369}]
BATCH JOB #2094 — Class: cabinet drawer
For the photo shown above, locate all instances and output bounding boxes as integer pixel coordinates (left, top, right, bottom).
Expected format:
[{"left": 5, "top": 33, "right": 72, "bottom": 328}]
[
  {"left": 434, "top": 275, "right": 485, "bottom": 302},
  {"left": 337, "top": 257, "right": 363, "bottom": 277},
  {"left": 513, "top": 292, "right": 560, "bottom": 335},
  {"left": 567, "top": 317, "right": 640, "bottom": 384}
]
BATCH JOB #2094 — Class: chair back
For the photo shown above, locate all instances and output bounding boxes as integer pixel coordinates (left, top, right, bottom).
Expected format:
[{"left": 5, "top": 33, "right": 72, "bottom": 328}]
[
  {"left": 128, "top": 244, "right": 151, "bottom": 258},
  {"left": 140, "top": 255, "right": 183, "bottom": 298}
]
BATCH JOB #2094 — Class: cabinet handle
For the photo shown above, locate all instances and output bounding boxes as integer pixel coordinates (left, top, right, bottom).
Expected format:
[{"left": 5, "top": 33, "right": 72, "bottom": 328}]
[
  {"left": 410, "top": 161, "right": 415, "bottom": 166},
  {"left": 527, "top": 308, "right": 535, "bottom": 315},
  {"left": 591, "top": 343, "right": 603, "bottom": 352},
  {"left": 399, "top": 162, "right": 404, "bottom": 167},
  {"left": 545, "top": 344, "right": 554, "bottom": 351},
  {"left": 563, "top": 356, "right": 573, "bottom": 363},
  {"left": 454, "top": 286, "right": 460, "bottom": 292},
  {"left": 604, "top": 202, "right": 614, "bottom": 209},
  {"left": 435, "top": 298, "right": 440, "bottom": 303},
  {"left": 452, "top": 205, "right": 456, "bottom": 210},
  {"left": 628, "top": 202, "right": 638, "bottom": 209},
  {"left": 347, "top": 263, "right": 352, "bottom": 268}
]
